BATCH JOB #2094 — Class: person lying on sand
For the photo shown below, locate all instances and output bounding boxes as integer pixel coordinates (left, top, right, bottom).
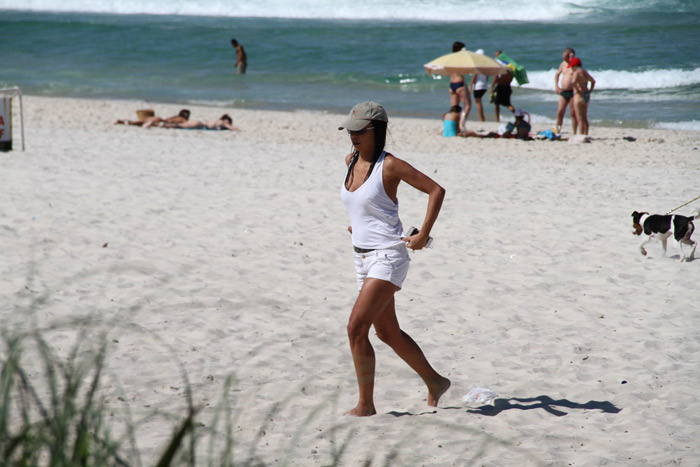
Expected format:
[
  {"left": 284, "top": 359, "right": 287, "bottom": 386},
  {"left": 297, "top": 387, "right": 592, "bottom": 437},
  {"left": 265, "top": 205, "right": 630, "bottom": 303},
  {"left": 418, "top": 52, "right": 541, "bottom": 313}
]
[
  {"left": 113, "top": 109, "right": 190, "bottom": 128},
  {"left": 160, "top": 114, "right": 238, "bottom": 131}
]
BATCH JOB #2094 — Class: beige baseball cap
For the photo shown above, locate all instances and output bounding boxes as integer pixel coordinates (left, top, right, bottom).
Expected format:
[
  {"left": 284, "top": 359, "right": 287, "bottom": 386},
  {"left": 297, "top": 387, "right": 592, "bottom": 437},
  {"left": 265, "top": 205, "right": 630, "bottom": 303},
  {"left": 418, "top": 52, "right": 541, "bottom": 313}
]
[{"left": 338, "top": 101, "right": 388, "bottom": 131}]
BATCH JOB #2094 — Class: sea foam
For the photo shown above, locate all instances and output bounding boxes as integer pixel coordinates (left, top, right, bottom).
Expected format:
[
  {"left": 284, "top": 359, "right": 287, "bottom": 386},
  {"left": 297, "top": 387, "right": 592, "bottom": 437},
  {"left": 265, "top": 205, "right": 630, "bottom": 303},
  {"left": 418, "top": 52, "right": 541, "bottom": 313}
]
[
  {"left": 524, "top": 68, "right": 700, "bottom": 91},
  {"left": 0, "top": 0, "right": 630, "bottom": 21}
]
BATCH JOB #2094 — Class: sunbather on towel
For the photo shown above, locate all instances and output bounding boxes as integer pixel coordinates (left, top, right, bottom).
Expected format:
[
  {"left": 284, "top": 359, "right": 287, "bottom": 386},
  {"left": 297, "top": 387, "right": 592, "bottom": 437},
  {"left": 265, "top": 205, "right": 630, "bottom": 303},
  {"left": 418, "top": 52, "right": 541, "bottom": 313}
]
[
  {"left": 113, "top": 109, "right": 190, "bottom": 128},
  {"left": 161, "top": 114, "right": 238, "bottom": 131}
]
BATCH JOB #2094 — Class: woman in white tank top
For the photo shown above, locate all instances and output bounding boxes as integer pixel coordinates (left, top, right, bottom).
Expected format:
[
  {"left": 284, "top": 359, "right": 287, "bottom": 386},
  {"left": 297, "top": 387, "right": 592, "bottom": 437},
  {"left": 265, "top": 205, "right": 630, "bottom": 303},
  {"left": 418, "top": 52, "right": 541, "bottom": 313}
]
[{"left": 338, "top": 101, "right": 451, "bottom": 417}]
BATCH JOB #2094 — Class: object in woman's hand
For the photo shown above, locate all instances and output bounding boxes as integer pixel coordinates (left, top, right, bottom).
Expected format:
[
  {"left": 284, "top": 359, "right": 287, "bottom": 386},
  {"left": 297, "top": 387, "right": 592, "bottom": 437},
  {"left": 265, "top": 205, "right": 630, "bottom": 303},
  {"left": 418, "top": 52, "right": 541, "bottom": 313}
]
[{"left": 407, "top": 226, "right": 433, "bottom": 249}]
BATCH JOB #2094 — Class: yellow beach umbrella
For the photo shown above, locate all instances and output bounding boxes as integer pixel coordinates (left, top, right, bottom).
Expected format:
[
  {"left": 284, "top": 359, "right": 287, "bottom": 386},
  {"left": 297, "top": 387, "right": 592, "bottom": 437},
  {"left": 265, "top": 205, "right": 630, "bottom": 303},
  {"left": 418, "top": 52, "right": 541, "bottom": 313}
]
[{"left": 424, "top": 49, "right": 508, "bottom": 77}]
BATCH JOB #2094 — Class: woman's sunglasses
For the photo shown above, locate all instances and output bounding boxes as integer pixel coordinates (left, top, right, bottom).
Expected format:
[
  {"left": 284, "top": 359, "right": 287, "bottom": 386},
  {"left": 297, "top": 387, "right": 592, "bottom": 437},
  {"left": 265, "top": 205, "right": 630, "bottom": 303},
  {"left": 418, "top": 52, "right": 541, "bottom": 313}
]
[{"left": 347, "top": 126, "right": 374, "bottom": 136}]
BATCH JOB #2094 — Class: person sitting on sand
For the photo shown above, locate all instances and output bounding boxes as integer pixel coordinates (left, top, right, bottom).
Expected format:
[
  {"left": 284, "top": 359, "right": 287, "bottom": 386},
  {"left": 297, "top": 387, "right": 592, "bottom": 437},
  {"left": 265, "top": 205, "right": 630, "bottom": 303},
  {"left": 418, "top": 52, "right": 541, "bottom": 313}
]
[
  {"left": 161, "top": 114, "right": 239, "bottom": 131},
  {"left": 442, "top": 105, "right": 485, "bottom": 138},
  {"left": 502, "top": 109, "right": 532, "bottom": 140},
  {"left": 442, "top": 105, "right": 461, "bottom": 137},
  {"left": 113, "top": 109, "right": 190, "bottom": 128}
]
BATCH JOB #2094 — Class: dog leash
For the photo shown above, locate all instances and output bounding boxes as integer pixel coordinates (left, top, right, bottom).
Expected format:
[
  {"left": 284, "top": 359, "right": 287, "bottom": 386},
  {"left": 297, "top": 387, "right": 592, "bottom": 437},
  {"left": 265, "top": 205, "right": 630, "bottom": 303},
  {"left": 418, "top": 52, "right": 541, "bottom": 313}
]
[{"left": 667, "top": 194, "right": 700, "bottom": 214}]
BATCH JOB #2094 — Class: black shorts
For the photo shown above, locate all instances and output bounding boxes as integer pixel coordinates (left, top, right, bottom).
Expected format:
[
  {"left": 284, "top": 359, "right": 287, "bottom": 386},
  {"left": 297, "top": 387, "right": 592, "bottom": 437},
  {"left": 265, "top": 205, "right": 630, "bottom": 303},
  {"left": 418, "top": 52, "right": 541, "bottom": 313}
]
[
  {"left": 473, "top": 89, "right": 487, "bottom": 99},
  {"left": 494, "top": 85, "right": 512, "bottom": 107}
]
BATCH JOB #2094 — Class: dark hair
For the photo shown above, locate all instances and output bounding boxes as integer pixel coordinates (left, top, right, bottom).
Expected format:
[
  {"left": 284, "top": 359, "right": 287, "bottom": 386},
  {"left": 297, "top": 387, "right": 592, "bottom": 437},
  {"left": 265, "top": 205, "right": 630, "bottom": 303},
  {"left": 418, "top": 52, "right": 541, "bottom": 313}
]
[
  {"left": 449, "top": 105, "right": 462, "bottom": 113},
  {"left": 452, "top": 41, "right": 465, "bottom": 53},
  {"left": 231, "top": 39, "right": 239, "bottom": 46},
  {"left": 344, "top": 120, "right": 388, "bottom": 189},
  {"left": 179, "top": 109, "right": 190, "bottom": 119},
  {"left": 564, "top": 47, "right": 575, "bottom": 56},
  {"left": 221, "top": 114, "right": 232, "bottom": 124}
]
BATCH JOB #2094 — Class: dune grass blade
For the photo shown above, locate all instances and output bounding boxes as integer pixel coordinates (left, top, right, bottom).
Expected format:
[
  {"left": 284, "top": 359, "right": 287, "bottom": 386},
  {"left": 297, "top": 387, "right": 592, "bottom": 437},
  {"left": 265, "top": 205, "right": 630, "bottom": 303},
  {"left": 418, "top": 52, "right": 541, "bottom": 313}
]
[{"left": 155, "top": 407, "right": 198, "bottom": 467}]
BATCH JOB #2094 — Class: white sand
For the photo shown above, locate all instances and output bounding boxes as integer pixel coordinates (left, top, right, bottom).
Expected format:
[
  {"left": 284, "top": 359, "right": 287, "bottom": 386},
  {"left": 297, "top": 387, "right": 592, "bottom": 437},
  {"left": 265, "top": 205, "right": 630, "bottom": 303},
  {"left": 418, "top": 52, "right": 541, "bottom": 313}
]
[{"left": 2, "top": 96, "right": 700, "bottom": 465}]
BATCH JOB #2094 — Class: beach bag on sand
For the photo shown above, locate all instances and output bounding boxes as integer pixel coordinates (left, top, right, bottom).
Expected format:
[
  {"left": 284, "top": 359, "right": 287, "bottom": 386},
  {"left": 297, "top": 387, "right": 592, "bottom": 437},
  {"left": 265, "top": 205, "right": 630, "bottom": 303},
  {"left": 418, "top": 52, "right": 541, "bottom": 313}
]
[
  {"left": 538, "top": 129, "right": 561, "bottom": 140},
  {"left": 463, "top": 387, "right": 498, "bottom": 406},
  {"left": 136, "top": 109, "right": 155, "bottom": 122}
]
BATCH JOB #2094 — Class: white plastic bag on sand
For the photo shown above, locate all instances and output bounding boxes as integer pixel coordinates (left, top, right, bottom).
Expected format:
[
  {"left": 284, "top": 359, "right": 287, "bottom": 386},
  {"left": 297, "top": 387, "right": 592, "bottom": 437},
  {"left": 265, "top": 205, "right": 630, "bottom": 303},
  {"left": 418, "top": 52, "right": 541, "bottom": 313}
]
[{"left": 462, "top": 387, "right": 498, "bottom": 406}]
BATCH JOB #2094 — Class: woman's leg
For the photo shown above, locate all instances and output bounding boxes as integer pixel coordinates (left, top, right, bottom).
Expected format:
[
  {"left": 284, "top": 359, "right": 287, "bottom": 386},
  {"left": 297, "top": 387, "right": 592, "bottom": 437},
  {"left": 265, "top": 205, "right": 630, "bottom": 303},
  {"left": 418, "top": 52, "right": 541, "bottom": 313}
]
[
  {"left": 569, "top": 102, "right": 578, "bottom": 134},
  {"left": 345, "top": 278, "right": 400, "bottom": 416},
  {"left": 449, "top": 89, "right": 459, "bottom": 107},
  {"left": 459, "top": 87, "right": 471, "bottom": 123},
  {"left": 475, "top": 97, "right": 485, "bottom": 121},
  {"left": 581, "top": 101, "right": 590, "bottom": 135},
  {"left": 373, "top": 298, "right": 451, "bottom": 407},
  {"left": 573, "top": 96, "right": 586, "bottom": 135}
]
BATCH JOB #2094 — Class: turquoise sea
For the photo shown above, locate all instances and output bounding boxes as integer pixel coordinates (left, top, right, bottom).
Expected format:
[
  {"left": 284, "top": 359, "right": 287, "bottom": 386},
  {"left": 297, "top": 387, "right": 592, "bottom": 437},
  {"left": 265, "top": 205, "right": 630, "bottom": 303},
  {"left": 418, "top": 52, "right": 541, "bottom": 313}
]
[{"left": 1, "top": 0, "right": 699, "bottom": 130}]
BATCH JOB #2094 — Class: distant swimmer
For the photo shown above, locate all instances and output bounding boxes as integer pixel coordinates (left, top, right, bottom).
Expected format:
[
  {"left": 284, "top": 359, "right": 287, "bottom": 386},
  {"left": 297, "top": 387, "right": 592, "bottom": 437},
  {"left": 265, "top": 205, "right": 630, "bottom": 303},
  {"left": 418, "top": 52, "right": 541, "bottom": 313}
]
[
  {"left": 569, "top": 57, "right": 596, "bottom": 136},
  {"left": 231, "top": 38, "right": 247, "bottom": 74},
  {"left": 554, "top": 47, "right": 576, "bottom": 134}
]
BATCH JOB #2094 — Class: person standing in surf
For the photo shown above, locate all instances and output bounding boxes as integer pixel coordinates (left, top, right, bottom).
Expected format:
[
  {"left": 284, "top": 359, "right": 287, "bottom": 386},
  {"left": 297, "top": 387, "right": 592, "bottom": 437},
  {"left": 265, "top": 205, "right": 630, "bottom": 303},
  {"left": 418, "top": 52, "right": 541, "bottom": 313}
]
[
  {"left": 554, "top": 47, "right": 577, "bottom": 134},
  {"left": 490, "top": 51, "right": 515, "bottom": 123},
  {"left": 339, "top": 101, "right": 451, "bottom": 417},
  {"left": 469, "top": 49, "right": 490, "bottom": 122},
  {"left": 231, "top": 38, "right": 247, "bottom": 74},
  {"left": 569, "top": 57, "right": 596, "bottom": 136},
  {"left": 449, "top": 41, "right": 472, "bottom": 128}
]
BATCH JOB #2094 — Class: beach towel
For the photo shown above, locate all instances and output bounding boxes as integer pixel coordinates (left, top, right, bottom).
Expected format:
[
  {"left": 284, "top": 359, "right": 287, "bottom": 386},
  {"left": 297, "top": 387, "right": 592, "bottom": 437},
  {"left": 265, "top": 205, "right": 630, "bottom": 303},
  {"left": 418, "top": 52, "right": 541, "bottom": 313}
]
[{"left": 496, "top": 52, "right": 529, "bottom": 85}]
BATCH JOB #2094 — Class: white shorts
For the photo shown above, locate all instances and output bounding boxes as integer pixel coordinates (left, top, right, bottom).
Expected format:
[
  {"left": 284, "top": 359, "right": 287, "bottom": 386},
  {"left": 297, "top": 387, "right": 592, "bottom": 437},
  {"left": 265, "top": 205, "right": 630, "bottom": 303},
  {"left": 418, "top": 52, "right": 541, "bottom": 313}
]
[{"left": 354, "top": 243, "right": 410, "bottom": 290}]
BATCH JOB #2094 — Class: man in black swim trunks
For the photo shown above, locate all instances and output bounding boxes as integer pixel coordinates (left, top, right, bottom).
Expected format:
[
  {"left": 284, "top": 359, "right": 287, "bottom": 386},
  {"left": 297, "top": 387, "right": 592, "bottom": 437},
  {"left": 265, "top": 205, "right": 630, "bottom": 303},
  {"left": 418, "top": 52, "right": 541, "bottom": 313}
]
[
  {"left": 490, "top": 51, "right": 515, "bottom": 122},
  {"left": 554, "top": 47, "right": 577, "bottom": 133}
]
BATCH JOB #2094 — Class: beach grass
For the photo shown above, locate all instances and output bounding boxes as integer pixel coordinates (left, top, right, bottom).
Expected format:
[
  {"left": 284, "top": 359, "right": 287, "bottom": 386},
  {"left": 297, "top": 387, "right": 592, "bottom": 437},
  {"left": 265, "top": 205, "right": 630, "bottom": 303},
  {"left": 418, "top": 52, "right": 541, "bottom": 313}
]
[
  {"left": 0, "top": 325, "right": 127, "bottom": 465},
  {"left": 0, "top": 281, "right": 353, "bottom": 467}
]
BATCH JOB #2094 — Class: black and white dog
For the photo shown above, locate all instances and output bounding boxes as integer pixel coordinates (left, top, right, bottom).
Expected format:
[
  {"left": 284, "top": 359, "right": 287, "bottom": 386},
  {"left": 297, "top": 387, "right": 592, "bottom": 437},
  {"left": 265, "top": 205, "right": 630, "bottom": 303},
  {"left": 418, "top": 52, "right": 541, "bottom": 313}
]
[{"left": 631, "top": 211, "right": 698, "bottom": 262}]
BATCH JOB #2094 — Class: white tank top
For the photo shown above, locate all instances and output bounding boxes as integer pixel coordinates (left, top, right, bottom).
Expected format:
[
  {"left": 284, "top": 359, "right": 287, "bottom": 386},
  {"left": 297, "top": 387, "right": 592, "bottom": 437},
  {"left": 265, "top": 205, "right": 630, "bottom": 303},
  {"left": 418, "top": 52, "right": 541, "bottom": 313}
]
[
  {"left": 474, "top": 73, "right": 488, "bottom": 91},
  {"left": 340, "top": 151, "right": 404, "bottom": 249}
]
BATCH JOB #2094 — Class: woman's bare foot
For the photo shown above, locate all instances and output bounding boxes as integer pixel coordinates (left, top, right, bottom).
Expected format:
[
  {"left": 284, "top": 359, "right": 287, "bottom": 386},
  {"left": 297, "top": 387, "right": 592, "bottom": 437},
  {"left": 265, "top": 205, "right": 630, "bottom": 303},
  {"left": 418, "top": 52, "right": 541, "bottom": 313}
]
[
  {"left": 427, "top": 376, "right": 451, "bottom": 407},
  {"left": 344, "top": 405, "right": 377, "bottom": 417}
]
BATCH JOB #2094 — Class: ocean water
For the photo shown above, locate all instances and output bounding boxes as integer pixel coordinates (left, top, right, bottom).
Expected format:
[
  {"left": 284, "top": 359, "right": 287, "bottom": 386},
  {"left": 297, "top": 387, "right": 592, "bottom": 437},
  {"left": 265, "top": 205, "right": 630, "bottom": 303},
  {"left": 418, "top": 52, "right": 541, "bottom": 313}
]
[{"left": 1, "top": 0, "right": 699, "bottom": 130}]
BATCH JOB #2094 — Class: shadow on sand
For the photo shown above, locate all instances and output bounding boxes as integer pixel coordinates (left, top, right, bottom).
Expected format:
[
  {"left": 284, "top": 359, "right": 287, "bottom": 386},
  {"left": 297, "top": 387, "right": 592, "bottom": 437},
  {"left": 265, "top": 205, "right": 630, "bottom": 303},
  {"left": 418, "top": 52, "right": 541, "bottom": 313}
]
[
  {"left": 385, "top": 395, "right": 621, "bottom": 418},
  {"left": 463, "top": 395, "right": 622, "bottom": 417}
]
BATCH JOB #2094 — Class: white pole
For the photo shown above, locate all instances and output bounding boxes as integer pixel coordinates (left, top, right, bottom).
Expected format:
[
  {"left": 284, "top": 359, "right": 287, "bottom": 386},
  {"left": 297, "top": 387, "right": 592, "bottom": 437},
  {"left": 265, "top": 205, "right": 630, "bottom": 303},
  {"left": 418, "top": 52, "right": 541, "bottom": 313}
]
[{"left": 17, "top": 87, "right": 25, "bottom": 151}]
